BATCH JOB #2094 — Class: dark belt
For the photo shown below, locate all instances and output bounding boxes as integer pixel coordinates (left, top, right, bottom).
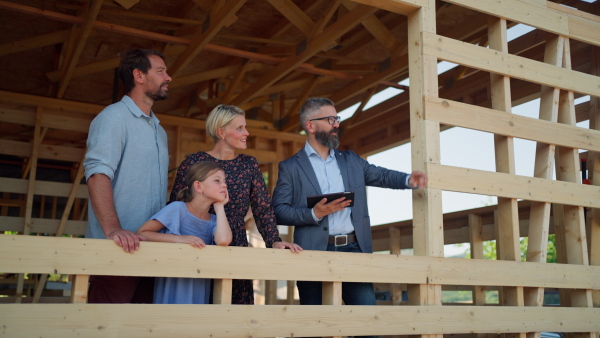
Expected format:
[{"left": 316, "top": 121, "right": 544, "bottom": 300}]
[{"left": 328, "top": 232, "right": 356, "bottom": 246}]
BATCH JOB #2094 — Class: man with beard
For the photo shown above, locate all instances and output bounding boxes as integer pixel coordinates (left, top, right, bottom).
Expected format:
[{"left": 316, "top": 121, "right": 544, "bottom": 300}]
[
  {"left": 83, "top": 49, "right": 171, "bottom": 303},
  {"left": 272, "top": 97, "right": 427, "bottom": 320}
]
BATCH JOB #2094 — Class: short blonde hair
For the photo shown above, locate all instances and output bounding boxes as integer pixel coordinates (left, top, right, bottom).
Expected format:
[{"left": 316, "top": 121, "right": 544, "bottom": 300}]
[{"left": 206, "top": 104, "right": 245, "bottom": 142}]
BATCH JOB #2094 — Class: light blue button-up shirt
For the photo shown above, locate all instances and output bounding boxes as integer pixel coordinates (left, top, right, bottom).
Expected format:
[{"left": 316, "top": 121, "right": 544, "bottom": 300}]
[
  {"left": 304, "top": 142, "right": 354, "bottom": 236},
  {"left": 84, "top": 95, "right": 169, "bottom": 239}
]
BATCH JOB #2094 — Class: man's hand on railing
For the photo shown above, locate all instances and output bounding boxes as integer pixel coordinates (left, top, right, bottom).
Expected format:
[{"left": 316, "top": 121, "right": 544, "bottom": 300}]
[
  {"left": 272, "top": 241, "right": 303, "bottom": 253},
  {"left": 106, "top": 229, "right": 146, "bottom": 253}
]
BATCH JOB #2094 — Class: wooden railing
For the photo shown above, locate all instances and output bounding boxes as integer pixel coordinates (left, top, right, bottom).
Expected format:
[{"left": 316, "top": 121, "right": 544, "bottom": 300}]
[{"left": 0, "top": 234, "right": 599, "bottom": 337}]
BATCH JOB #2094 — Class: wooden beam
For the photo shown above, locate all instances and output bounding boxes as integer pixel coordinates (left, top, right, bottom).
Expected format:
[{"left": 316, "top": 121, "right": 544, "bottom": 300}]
[
  {"left": 2, "top": 235, "right": 600, "bottom": 289},
  {"left": 349, "top": 0, "right": 428, "bottom": 16},
  {"left": 230, "top": 4, "right": 379, "bottom": 106},
  {"left": 427, "top": 163, "right": 600, "bottom": 208},
  {"left": 0, "top": 216, "right": 86, "bottom": 235},
  {"left": 0, "top": 304, "right": 598, "bottom": 336},
  {"left": 0, "top": 30, "right": 70, "bottom": 56},
  {"left": 424, "top": 102, "right": 600, "bottom": 153},
  {"left": 343, "top": 1, "right": 402, "bottom": 55},
  {"left": 57, "top": 0, "right": 103, "bottom": 98},
  {"left": 266, "top": 0, "right": 314, "bottom": 36},
  {"left": 168, "top": 0, "right": 246, "bottom": 77},
  {"left": 443, "top": 0, "right": 569, "bottom": 37},
  {"left": 525, "top": 34, "right": 563, "bottom": 315},
  {"left": 422, "top": 32, "right": 600, "bottom": 98}
]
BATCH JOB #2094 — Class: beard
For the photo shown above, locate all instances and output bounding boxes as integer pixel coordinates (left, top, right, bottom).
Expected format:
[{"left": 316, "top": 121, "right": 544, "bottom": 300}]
[
  {"left": 145, "top": 83, "right": 169, "bottom": 101},
  {"left": 315, "top": 127, "right": 340, "bottom": 149}
]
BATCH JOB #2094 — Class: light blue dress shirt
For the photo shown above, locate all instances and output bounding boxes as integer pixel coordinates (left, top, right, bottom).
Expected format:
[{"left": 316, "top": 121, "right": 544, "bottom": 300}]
[
  {"left": 304, "top": 142, "right": 355, "bottom": 236},
  {"left": 84, "top": 95, "right": 169, "bottom": 239}
]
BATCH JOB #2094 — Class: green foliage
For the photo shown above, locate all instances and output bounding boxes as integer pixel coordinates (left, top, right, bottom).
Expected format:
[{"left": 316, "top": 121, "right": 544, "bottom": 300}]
[
  {"left": 441, "top": 290, "right": 498, "bottom": 304},
  {"left": 460, "top": 235, "right": 557, "bottom": 263}
]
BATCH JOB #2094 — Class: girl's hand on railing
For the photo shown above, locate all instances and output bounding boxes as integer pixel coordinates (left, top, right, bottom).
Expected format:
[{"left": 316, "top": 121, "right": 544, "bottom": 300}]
[{"left": 177, "top": 235, "right": 207, "bottom": 249}]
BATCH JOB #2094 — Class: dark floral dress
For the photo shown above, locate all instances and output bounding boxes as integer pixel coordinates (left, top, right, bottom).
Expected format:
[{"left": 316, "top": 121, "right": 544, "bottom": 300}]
[{"left": 169, "top": 152, "right": 282, "bottom": 304}]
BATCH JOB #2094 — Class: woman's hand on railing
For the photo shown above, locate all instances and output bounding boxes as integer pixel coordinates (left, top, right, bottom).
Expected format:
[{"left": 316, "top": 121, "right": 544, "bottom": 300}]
[{"left": 272, "top": 241, "right": 303, "bottom": 253}]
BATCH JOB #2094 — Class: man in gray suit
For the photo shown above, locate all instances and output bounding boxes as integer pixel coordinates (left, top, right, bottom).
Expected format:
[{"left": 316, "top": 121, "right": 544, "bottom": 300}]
[{"left": 272, "top": 97, "right": 427, "bottom": 310}]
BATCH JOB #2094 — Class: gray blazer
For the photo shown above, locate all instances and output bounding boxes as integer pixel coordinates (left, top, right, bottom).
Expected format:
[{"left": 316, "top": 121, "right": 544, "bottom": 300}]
[{"left": 272, "top": 148, "right": 412, "bottom": 253}]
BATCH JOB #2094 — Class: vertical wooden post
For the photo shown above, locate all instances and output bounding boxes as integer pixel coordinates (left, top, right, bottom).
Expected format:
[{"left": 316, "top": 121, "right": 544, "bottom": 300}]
[
  {"left": 389, "top": 226, "right": 403, "bottom": 305},
  {"left": 589, "top": 46, "right": 600, "bottom": 308},
  {"left": 70, "top": 274, "right": 90, "bottom": 304},
  {"left": 488, "top": 20, "right": 524, "bottom": 338},
  {"left": 524, "top": 35, "right": 564, "bottom": 338},
  {"left": 213, "top": 278, "right": 233, "bottom": 305},
  {"left": 265, "top": 280, "right": 277, "bottom": 305},
  {"left": 407, "top": 4, "right": 443, "bottom": 338},
  {"left": 468, "top": 214, "right": 486, "bottom": 307},
  {"left": 16, "top": 107, "right": 44, "bottom": 303},
  {"left": 553, "top": 39, "right": 594, "bottom": 338},
  {"left": 322, "top": 281, "right": 343, "bottom": 338}
]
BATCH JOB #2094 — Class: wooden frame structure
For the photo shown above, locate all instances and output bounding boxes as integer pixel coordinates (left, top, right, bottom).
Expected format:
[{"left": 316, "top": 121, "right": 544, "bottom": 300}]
[{"left": 1, "top": 0, "right": 600, "bottom": 336}]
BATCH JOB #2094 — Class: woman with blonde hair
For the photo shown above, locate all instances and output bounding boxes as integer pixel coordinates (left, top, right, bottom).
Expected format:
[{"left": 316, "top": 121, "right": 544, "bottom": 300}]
[{"left": 169, "top": 104, "right": 302, "bottom": 305}]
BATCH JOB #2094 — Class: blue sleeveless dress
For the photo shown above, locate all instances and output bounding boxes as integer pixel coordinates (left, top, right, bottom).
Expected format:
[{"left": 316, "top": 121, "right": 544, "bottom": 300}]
[{"left": 150, "top": 201, "right": 216, "bottom": 304}]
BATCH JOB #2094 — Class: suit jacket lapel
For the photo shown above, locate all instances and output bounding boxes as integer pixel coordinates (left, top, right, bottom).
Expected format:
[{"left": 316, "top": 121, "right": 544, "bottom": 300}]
[
  {"left": 295, "top": 149, "right": 322, "bottom": 194},
  {"left": 335, "top": 150, "right": 350, "bottom": 191}
]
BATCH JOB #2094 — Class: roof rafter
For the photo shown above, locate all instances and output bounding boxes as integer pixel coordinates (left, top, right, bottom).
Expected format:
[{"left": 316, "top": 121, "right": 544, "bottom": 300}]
[
  {"left": 230, "top": 4, "right": 379, "bottom": 106},
  {"left": 168, "top": 0, "right": 246, "bottom": 78}
]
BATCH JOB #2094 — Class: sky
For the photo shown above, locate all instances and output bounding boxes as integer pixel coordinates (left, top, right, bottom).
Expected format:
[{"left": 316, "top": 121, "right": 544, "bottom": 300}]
[{"left": 336, "top": 23, "right": 593, "bottom": 256}]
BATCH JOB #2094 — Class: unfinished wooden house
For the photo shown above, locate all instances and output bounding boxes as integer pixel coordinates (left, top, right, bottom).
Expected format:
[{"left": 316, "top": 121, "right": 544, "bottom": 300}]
[{"left": 0, "top": 0, "right": 599, "bottom": 336}]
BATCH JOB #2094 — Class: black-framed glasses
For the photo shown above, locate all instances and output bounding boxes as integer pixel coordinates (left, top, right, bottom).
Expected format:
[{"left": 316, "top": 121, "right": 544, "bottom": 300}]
[{"left": 309, "top": 116, "right": 341, "bottom": 125}]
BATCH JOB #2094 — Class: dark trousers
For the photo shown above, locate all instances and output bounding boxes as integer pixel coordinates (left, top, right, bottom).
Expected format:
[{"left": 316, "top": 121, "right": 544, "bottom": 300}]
[
  {"left": 88, "top": 275, "right": 154, "bottom": 304},
  {"left": 296, "top": 241, "right": 379, "bottom": 338}
]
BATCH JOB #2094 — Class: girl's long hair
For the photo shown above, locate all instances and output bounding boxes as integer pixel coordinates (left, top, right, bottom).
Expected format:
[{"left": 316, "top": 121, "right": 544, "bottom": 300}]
[{"left": 176, "top": 161, "right": 224, "bottom": 202}]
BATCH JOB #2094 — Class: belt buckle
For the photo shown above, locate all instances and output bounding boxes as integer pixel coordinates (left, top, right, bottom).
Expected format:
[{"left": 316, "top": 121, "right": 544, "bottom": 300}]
[{"left": 334, "top": 234, "right": 348, "bottom": 246}]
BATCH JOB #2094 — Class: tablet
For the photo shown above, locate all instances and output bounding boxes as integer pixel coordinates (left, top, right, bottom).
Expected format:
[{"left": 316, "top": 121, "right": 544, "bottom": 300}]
[{"left": 307, "top": 191, "right": 354, "bottom": 208}]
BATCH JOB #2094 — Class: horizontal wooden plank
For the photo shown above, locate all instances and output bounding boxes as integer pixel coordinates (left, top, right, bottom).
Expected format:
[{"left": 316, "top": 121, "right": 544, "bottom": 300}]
[
  {"left": 427, "top": 163, "right": 600, "bottom": 208},
  {"left": 0, "top": 304, "right": 597, "bottom": 336},
  {"left": 443, "top": 0, "right": 569, "bottom": 36},
  {"left": 424, "top": 96, "right": 600, "bottom": 152},
  {"left": 568, "top": 14, "right": 600, "bottom": 48},
  {"left": 0, "top": 139, "right": 85, "bottom": 162},
  {"left": 422, "top": 32, "right": 600, "bottom": 97},
  {"left": 0, "top": 216, "right": 86, "bottom": 235},
  {"left": 0, "top": 177, "right": 89, "bottom": 198},
  {"left": 348, "top": 0, "right": 429, "bottom": 15},
  {"left": 0, "top": 91, "right": 276, "bottom": 131},
  {"left": 1, "top": 235, "right": 598, "bottom": 290}
]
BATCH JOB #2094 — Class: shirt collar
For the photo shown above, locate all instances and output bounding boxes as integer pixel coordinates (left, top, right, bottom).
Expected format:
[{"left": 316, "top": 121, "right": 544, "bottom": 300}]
[
  {"left": 304, "top": 141, "right": 335, "bottom": 160},
  {"left": 122, "top": 95, "right": 160, "bottom": 123}
]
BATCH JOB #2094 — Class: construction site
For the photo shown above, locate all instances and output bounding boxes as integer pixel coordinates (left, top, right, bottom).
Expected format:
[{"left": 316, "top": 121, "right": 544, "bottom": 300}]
[{"left": 0, "top": 0, "right": 599, "bottom": 336}]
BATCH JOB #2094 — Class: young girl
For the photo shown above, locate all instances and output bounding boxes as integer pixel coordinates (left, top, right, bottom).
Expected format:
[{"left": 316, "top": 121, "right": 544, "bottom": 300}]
[{"left": 137, "top": 161, "right": 232, "bottom": 304}]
